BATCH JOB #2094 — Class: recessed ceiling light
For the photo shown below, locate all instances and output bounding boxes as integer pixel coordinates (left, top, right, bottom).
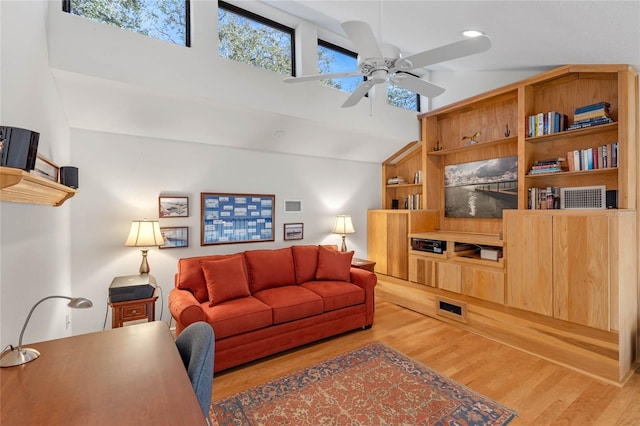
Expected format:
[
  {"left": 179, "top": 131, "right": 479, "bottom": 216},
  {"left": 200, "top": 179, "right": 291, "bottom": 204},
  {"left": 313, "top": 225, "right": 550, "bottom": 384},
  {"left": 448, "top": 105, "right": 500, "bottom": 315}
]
[{"left": 462, "top": 30, "right": 484, "bottom": 38}]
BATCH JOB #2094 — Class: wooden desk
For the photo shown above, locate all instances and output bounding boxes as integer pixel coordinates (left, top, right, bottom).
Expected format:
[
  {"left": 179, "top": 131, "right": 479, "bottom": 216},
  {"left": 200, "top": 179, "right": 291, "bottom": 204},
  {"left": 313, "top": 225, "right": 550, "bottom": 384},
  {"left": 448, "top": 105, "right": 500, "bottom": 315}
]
[{"left": 0, "top": 321, "right": 207, "bottom": 426}]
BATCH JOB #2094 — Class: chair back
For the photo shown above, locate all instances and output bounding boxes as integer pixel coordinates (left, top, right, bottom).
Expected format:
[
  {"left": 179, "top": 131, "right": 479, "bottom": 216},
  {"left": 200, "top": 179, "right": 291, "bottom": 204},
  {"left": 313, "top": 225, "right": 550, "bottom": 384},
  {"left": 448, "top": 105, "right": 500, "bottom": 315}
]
[{"left": 175, "top": 322, "right": 214, "bottom": 421}]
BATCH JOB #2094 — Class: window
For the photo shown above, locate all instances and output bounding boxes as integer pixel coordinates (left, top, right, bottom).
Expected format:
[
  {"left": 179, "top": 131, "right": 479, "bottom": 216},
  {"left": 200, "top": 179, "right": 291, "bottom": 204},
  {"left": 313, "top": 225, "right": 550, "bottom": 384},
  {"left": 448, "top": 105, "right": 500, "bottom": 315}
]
[
  {"left": 218, "top": 1, "right": 295, "bottom": 76},
  {"left": 62, "top": 0, "right": 190, "bottom": 46},
  {"left": 387, "top": 80, "right": 421, "bottom": 112},
  {"left": 317, "top": 40, "right": 361, "bottom": 92}
]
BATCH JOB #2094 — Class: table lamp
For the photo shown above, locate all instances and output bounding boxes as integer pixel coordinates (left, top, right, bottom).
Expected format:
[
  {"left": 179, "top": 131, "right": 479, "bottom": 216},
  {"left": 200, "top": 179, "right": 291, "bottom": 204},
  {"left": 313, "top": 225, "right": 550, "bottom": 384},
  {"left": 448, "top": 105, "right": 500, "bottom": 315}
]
[
  {"left": 332, "top": 215, "right": 355, "bottom": 252},
  {"left": 125, "top": 219, "right": 165, "bottom": 274},
  {"left": 0, "top": 295, "right": 93, "bottom": 367}
]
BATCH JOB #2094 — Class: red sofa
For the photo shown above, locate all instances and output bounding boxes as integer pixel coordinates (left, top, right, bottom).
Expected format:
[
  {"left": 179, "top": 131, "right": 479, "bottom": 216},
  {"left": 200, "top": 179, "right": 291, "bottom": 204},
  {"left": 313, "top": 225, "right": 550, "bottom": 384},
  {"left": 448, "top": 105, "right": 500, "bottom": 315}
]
[{"left": 168, "top": 245, "right": 377, "bottom": 372}]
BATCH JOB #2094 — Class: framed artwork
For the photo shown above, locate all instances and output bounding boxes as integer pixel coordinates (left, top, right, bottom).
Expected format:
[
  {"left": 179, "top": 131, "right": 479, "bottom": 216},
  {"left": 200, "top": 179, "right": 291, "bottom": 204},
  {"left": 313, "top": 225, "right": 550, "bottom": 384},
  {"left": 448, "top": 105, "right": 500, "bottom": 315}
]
[
  {"left": 160, "top": 227, "right": 189, "bottom": 249},
  {"left": 159, "top": 196, "right": 189, "bottom": 218},
  {"left": 283, "top": 223, "right": 304, "bottom": 241},
  {"left": 444, "top": 156, "right": 518, "bottom": 218},
  {"left": 201, "top": 192, "right": 275, "bottom": 245}
]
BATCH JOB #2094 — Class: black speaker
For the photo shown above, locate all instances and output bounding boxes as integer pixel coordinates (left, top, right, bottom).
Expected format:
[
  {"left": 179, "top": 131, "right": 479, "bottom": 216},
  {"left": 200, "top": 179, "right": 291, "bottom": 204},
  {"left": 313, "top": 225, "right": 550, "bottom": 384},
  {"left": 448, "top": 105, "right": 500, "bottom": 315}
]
[
  {"left": 0, "top": 126, "right": 39, "bottom": 171},
  {"left": 391, "top": 199, "right": 399, "bottom": 209},
  {"left": 60, "top": 166, "right": 79, "bottom": 189},
  {"left": 606, "top": 190, "right": 618, "bottom": 209}
]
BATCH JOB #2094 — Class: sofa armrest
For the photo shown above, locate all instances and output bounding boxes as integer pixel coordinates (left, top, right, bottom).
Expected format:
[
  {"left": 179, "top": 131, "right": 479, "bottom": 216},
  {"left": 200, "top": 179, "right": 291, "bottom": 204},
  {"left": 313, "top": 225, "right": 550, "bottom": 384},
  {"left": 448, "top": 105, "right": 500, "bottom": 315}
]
[
  {"left": 169, "top": 288, "right": 206, "bottom": 335},
  {"left": 350, "top": 267, "right": 377, "bottom": 326}
]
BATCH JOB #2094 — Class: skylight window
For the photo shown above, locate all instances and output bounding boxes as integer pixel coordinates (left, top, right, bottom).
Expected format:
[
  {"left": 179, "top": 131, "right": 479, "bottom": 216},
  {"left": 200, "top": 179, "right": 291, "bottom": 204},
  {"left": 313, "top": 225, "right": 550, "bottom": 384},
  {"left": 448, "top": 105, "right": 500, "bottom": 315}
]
[
  {"left": 317, "top": 40, "right": 361, "bottom": 93},
  {"left": 63, "top": 0, "right": 190, "bottom": 46},
  {"left": 218, "top": 1, "right": 295, "bottom": 76}
]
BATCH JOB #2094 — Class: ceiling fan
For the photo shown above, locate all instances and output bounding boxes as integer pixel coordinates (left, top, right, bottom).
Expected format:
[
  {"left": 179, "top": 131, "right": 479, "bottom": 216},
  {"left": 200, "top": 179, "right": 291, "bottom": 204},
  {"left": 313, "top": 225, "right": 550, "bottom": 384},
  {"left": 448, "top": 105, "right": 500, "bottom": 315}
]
[{"left": 284, "top": 21, "right": 492, "bottom": 108}]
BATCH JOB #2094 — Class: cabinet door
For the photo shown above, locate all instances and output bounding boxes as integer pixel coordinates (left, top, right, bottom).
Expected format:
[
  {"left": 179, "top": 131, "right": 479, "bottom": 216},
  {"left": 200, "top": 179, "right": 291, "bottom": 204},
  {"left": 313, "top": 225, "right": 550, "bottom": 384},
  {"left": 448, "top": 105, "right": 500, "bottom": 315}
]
[
  {"left": 504, "top": 213, "right": 553, "bottom": 316},
  {"left": 409, "top": 255, "right": 437, "bottom": 287},
  {"left": 461, "top": 266, "right": 505, "bottom": 304},
  {"left": 367, "top": 211, "right": 389, "bottom": 275},
  {"left": 386, "top": 213, "right": 408, "bottom": 279},
  {"left": 437, "top": 262, "right": 462, "bottom": 293},
  {"left": 553, "top": 215, "right": 610, "bottom": 330}
]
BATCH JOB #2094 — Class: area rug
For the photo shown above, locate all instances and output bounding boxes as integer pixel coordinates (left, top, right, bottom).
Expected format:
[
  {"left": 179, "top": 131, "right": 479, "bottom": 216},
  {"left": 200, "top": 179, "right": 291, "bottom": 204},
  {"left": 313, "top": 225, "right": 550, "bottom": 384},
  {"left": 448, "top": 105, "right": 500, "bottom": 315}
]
[{"left": 211, "top": 341, "right": 516, "bottom": 425}]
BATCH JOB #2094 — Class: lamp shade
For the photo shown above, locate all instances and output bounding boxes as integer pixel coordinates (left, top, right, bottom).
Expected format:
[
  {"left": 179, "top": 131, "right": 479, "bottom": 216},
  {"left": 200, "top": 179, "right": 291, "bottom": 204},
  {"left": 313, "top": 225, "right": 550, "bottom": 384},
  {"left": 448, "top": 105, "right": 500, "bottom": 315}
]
[
  {"left": 125, "top": 220, "right": 164, "bottom": 247},
  {"left": 332, "top": 215, "right": 355, "bottom": 235}
]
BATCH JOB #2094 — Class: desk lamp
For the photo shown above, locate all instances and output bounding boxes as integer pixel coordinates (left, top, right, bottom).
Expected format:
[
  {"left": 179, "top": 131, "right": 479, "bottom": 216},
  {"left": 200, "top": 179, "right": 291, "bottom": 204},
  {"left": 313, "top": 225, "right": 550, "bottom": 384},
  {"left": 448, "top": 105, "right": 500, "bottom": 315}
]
[
  {"left": 0, "top": 295, "right": 93, "bottom": 367},
  {"left": 332, "top": 215, "right": 355, "bottom": 252},
  {"left": 125, "top": 219, "right": 164, "bottom": 274}
]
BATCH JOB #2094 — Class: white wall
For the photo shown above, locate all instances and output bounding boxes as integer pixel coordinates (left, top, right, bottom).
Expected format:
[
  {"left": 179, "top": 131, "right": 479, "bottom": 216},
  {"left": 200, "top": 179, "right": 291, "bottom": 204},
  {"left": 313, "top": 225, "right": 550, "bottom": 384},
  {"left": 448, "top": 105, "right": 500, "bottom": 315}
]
[
  {"left": 69, "top": 129, "right": 379, "bottom": 334},
  {"left": 0, "top": 1, "right": 74, "bottom": 347}
]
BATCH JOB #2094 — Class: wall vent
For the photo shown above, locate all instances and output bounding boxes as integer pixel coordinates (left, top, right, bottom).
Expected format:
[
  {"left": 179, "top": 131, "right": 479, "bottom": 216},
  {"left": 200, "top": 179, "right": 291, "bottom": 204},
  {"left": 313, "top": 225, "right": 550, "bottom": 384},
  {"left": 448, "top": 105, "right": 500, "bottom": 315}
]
[
  {"left": 436, "top": 296, "right": 467, "bottom": 323},
  {"left": 284, "top": 200, "right": 302, "bottom": 213},
  {"left": 560, "top": 185, "right": 606, "bottom": 209}
]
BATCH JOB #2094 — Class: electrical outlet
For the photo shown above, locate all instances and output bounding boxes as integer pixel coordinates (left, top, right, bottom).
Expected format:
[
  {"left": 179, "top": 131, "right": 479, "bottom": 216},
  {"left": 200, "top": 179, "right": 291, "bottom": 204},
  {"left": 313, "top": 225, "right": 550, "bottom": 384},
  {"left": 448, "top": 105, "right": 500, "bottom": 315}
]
[{"left": 65, "top": 314, "right": 71, "bottom": 330}]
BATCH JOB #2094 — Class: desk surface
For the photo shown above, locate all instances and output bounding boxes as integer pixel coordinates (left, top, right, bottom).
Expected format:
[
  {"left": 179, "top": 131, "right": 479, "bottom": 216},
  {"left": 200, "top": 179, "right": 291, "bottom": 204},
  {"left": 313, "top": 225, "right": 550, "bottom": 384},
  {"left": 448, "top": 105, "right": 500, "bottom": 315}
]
[{"left": 1, "top": 321, "right": 207, "bottom": 426}]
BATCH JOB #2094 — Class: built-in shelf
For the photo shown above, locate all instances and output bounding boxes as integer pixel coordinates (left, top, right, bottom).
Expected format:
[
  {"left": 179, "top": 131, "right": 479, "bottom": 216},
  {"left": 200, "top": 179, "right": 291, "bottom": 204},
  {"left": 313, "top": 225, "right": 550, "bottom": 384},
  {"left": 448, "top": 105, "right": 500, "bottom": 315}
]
[
  {"left": 427, "top": 136, "right": 518, "bottom": 156},
  {"left": 0, "top": 166, "right": 77, "bottom": 206},
  {"left": 525, "top": 122, "right": 618, "bottom": 143},
  {"left": 525, "top": 167, "right": 617, "bottom": 179}
]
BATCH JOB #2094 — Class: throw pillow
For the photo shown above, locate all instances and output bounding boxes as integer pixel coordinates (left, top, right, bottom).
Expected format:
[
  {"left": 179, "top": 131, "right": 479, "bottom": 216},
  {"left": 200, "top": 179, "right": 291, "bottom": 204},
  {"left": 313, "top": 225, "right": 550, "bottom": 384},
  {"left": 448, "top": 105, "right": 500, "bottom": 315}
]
[
  {"left": 201, "top": 254, "right": 251, "bottom": 306},
  {"left": 244, "top": 247, "right": 296, "bottom": 292},
  {"left": 315, "top": 245, "right": 354, "bottom": 282}
]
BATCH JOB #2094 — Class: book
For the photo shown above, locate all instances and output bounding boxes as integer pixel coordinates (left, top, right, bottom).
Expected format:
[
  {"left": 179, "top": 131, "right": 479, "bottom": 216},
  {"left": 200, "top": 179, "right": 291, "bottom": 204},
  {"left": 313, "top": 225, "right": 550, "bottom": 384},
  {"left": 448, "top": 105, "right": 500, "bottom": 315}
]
[{"left": 574, "top": 101, "right": 610, "bottom": 114}]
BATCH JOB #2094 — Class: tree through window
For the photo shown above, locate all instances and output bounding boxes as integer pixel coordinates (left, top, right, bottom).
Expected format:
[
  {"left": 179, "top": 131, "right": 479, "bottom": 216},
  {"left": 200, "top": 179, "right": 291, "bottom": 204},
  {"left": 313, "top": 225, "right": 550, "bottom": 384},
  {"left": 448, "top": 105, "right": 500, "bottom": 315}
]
[
  {"left": 63, "top": 0, "right": 190, "bottom": 46},
  {"left": 218, "top": 1, "right": 294, "bottom": 76}
]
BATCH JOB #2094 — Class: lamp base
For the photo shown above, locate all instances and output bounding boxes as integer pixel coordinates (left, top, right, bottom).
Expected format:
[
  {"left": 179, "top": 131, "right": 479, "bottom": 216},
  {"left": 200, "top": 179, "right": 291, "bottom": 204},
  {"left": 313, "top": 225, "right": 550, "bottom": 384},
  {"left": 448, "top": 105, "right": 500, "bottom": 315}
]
[
  {"left": 340, "top": 235, "right": 347, "bottom": 252},
  {"left": 0, "top": 347, "right": 40, "bottom": 367}
]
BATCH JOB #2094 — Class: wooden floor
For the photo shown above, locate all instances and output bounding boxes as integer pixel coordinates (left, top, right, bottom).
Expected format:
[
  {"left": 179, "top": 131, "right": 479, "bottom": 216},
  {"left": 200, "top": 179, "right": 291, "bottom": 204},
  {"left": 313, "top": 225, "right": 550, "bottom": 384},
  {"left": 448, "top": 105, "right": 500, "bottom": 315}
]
[{"left": 212, "top": 298, "right": 640, "bottom": 425}]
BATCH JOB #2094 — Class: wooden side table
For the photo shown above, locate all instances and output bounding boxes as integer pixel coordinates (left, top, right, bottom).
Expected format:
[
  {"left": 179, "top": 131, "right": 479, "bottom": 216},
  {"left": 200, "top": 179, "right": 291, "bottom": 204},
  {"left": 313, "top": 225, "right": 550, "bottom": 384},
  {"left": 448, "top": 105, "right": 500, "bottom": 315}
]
[
  {"left": 109, "top": 291, "right": 158, "bottom": 328},
  {"left": 352, "top": 258, "right": 376, "bottom": 273}
]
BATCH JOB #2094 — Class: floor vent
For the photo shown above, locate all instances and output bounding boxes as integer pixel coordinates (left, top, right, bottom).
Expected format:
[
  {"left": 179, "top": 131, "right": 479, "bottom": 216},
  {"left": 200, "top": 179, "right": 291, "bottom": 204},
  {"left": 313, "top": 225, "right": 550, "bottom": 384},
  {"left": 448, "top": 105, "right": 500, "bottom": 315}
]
[{"left": 436, "top": 296, "right": 467, "bottom": 323}]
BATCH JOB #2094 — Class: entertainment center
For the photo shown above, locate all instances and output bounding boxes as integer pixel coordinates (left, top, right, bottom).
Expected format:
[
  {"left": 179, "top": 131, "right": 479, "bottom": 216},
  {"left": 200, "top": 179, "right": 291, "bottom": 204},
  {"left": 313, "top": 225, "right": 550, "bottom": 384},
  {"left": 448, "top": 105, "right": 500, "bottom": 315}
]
[{"left": 369, "top": 64, "right": 639, "bottom": 386}]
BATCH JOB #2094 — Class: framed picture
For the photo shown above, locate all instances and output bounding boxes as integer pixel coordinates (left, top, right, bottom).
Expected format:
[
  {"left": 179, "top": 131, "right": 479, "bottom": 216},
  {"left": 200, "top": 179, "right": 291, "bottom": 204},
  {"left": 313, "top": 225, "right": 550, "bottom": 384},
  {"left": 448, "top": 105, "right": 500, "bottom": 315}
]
[
  {"left": 33, "top": 154, "right": 59, "bottom": 182},
  {"left": 160, "top": 227, "right": 189, "bottom": 249},
  {"left": 201, "top": 192, "right": 275, "bottom": 245},
  {"left": 284, "top": 223, "right": 304, "bottom": 241},
  {"left": 159, "top": 196, "right": 189, "bottom": 218}
]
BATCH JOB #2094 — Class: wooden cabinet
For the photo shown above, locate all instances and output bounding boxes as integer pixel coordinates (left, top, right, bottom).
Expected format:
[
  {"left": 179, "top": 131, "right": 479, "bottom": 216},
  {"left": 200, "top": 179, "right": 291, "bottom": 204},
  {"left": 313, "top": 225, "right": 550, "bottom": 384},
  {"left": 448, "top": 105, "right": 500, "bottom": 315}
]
[
  {"left": 409, "top": 231, "right": 505, "bottom": 304},
  {"left": 109, "top": 292, "right": 158, "bottom": 328},
  {"left": 504, "top": 211, "right": 553, "bottom": 316},
  {"left": 375, "top": 65, "right": 638, "bottom": 385},
  {"left": 505, "top": 210, "right": 636, "bottom": 332},
  {"left": 1, "top": 166, "right": 77, "bottom": 206},
  {"left": 367, "top": 209, "right": 438, "bottom": 279}
]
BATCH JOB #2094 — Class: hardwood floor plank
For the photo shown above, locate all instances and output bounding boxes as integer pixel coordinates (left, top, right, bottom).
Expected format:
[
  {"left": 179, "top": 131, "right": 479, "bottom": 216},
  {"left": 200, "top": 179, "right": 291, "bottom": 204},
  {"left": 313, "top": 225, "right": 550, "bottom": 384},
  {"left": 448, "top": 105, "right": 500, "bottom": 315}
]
[{"left": 211, "top": 298, "right": 640, "bottom": 424}]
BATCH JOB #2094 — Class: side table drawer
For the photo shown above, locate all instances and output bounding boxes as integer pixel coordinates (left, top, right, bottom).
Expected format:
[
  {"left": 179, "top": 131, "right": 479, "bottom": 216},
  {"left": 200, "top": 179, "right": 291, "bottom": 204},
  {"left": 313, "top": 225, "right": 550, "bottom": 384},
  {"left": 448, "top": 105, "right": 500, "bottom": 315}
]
[{"left": 121, "top": 303, "right": 147, "bottom": 320}]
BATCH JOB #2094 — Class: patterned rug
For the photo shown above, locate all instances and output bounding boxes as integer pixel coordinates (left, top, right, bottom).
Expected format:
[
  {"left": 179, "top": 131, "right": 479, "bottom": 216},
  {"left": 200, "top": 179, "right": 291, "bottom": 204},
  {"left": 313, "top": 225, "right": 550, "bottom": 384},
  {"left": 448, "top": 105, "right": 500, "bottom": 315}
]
[{"left": 211, "top": 342, "right": 516, "bottom": 425}]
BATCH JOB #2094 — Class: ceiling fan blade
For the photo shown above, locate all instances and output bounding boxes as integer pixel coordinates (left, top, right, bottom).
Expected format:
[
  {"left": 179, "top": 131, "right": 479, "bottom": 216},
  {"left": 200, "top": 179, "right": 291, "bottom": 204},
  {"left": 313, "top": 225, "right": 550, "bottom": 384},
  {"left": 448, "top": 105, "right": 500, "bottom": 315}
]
[
  {"left": 284, "top": 72, "right": 362, "bottom": 83},
  {"left": 342, "top": 21, "right": 382, "bottom": 59},
  {"left": 391, "top": 73, "right": 445, "bottom": 98},
  {"left": 342, "top": 79, "right": 377, "bottom": 108},
  {"left": 396, "top": 35, "right": 492, "bottom": 71}
]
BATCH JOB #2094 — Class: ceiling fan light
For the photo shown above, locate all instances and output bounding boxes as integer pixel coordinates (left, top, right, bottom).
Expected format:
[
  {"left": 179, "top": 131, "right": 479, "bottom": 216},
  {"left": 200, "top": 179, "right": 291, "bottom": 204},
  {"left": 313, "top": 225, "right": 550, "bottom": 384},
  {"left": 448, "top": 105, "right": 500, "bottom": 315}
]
[{"left": 462, "top": 30, "right": 484, "bottom": 38}]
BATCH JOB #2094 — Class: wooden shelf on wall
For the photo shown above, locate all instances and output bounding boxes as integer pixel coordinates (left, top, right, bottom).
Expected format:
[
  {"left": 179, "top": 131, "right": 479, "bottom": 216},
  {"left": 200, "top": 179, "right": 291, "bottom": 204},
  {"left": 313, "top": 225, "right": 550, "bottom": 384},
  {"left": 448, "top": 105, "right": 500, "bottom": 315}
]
[{"left": 0, "top": 167, "right": 77, "bottom": 206}]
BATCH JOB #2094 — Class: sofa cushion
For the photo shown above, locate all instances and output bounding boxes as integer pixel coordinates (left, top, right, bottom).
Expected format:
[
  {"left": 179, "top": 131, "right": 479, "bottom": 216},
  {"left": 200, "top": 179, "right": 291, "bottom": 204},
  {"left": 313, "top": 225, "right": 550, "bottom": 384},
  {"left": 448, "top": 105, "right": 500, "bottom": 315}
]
[
  {"left": 291, "top": 245, "right": 319, "bottom": 284},
  {"left": 176, "top": 254, "right": 236, "bottom": 303},
  {"left": 301, "top": 281, "right": 365, "bottom": 312},
  {"left": 204, "top": 297, "right": 272, "bottom": 339},
  {"left": 245, "top": 248, "right": 296, "bottom": 293},
  {"left": 253, "top": 286, "right": 323, "bottom": 324},
  {"left": 201, "top": 254, "right": 251, "bottom": 306},
  {"left": 315, "top": 246, "right": 354, "bottom": 282}
]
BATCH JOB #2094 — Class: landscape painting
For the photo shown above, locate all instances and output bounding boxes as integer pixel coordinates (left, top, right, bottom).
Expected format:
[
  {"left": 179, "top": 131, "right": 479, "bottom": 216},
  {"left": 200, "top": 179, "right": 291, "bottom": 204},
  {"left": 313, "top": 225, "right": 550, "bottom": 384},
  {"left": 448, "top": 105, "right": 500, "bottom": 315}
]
[{"left": 444, "top": 156, "right": 518, "bottom": 218}]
